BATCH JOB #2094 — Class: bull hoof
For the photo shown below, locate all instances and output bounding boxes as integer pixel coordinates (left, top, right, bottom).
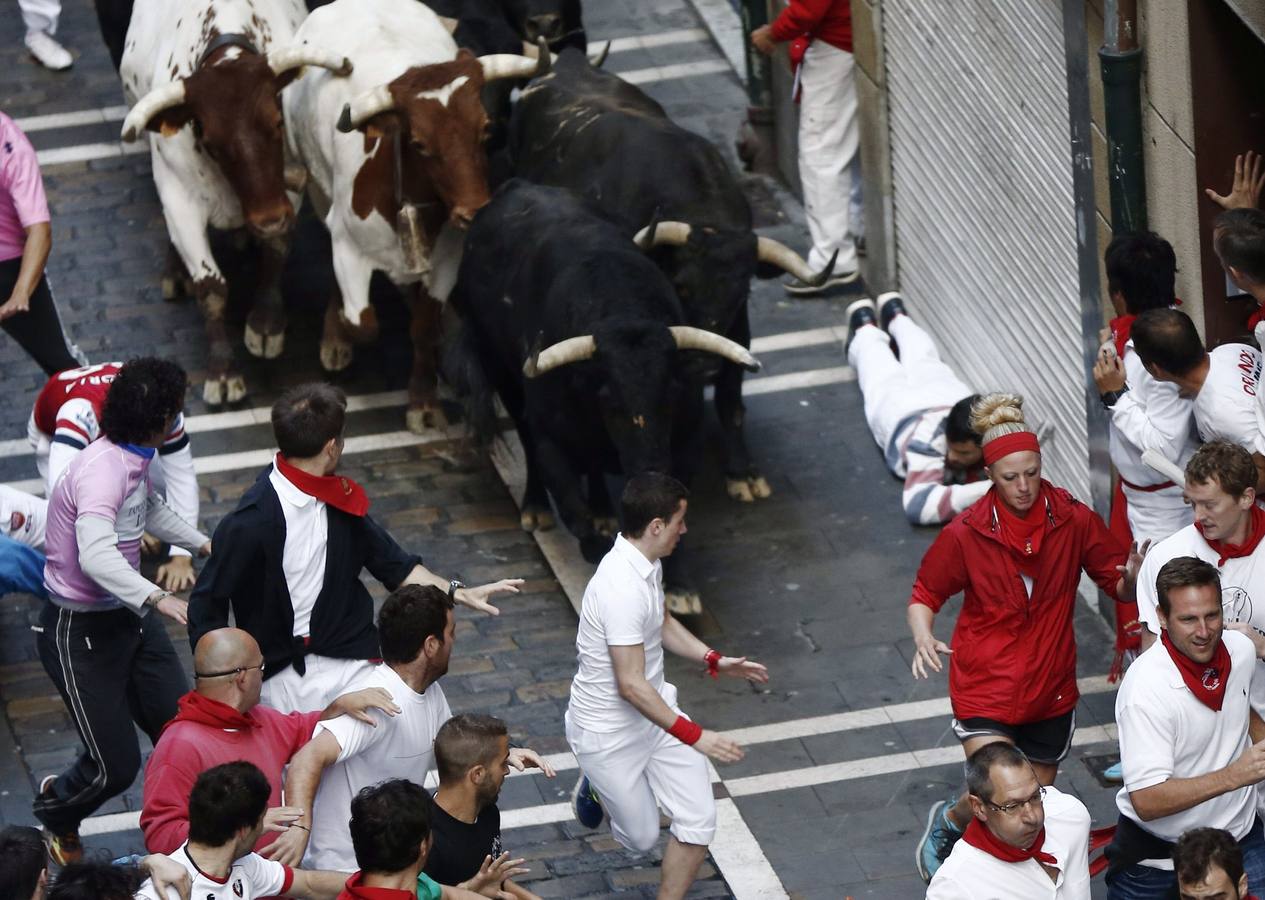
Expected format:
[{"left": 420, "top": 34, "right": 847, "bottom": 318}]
[
  {"left": 320, "top": 337, "right": 354, "bottom": 372},
  {"left": 203, "top": 377, "right": 225, "bottom": 406},
  {"left": 593, "top": 516, "right": 618, "bottom": 537},
  {"left": 405, "top": 404, "right": 450, "bottom": 434},
  {"left": 225, "top": 376, "right": 247, "bottom": 404},
  {"left": 520, "top": 506, "right": 555, "bottom": 532},
  {"left": 727, "top": 478, "right": 755, "bottom": 502},
  {"left": 244, "top": 322, "right": 286, "bottom": 359},
  {"left": 665, "top": 589, "right": 703, "bottom": 616},
  {"left": 748, "top": 475, "right": 772, "bottom": 499}
]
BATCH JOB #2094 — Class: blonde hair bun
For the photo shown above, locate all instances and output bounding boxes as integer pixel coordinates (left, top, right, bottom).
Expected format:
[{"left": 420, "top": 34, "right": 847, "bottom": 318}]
[{"left": 971, "top": 392, "right": 1033, "bottom": 444}]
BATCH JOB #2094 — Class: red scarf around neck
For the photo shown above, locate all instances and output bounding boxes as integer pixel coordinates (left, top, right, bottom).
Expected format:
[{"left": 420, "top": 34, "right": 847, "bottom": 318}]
[
  {"left": 1195, "top": 505, "right": 1265, "bottom": 567},
  {"left": 1160, "top": 630, "right": 1232, "bottom": 712},
  {"left": 162, "top": 691, "right": 257, "bottom": 736},
  {"left": 961, "top": 818, "right": 1058, "bottom": 867},
  {"left": 994, "top": 490, "right": 1049, "bottom": 578},
  {"left": 1109, "top": 314, "right": 1135, "bottom": 359},
  {"left": 275, "top": 453, "right": 370, "bottom": 517}
]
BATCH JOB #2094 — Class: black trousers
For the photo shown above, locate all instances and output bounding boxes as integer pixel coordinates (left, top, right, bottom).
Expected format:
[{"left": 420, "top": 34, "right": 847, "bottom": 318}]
[
  {"left": 33, "top": 603, "right": 187, "bottom": 834},
  {"left": 0, "top": 257, "right": 86, "bottom": 375}
]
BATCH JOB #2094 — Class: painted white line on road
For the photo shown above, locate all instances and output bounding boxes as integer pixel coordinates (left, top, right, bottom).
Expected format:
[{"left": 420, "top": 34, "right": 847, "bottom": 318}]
[
  {"left": 603, "top": 27, "right": 710, "bottom": 54},
  {"left": 16, "top": 105, "right": 129, "bottom": 133},
  {"left": 36, "top": 141, "right": 147, "bottom": 168},
  {"left": 622, "top": 58, "right": 733, "bottom": 86},
  {"left": 750, "top": 325, "right": 845, "bottom": 354},
  {"left": 741, "top": 365, "right": 854, "bottom": 395},
  {"left": 712, "top": 797, "right": 790, "bottom": 899}
]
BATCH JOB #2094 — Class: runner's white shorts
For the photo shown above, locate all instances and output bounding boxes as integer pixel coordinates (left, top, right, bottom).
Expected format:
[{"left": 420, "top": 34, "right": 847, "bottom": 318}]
[{"left": 565, "top": 707, "right": 716, "bottom": 851}]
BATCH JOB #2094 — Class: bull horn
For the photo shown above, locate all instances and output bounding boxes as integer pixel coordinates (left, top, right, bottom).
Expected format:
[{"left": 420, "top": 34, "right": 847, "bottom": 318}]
[
  {"left": 267, "top": 45, "right": 353, "bottom": 78},
  {"left": 438, "top": 15, "right": 460, "bottom": 35},
  {"left": 589, "top": 41, "right": 611, "bottom": 68},
  {"left": 338, "top": 84, "right": 395, "bottom": 132},
  {"left": 521, "top": 40, "right": 540, "bottom": 59},
  {"left": 523, "top": 335, "right": 597, "bottom": 377},
  {"left": 756, "top": 236, "right": 839, "bottom": 286},
  {"left": 670, "top": 326, "right": 761, "bottom": 372},
  {"left": 120, "top": 81, "right": 188, "bottom": 142},
  {"left": 480, "top": 40, "right": 550, "bottom": 82},
  {"left": 633, "top": 220, "right": 691, "bottom": 250}
]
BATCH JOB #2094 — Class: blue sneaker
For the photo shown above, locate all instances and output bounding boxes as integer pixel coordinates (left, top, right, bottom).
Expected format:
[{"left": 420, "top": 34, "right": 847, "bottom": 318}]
[
  {"left": 916, "top": 797, "right": 964, "bottom": 883},
  {"left": 571, "top": 774, "right": 604, "bottom": 829},
  {"left": 1103, "top": 761, "right": 1124, "bottom": 783}
]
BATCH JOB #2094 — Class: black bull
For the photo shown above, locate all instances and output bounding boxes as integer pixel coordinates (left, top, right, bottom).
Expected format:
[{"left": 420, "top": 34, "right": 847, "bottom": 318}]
[
  {"left": 448, "top": 180, "right": 759, "bottom": 569},
  {"left": 509, "top": 48, "right": 831, "bottom": 505}
]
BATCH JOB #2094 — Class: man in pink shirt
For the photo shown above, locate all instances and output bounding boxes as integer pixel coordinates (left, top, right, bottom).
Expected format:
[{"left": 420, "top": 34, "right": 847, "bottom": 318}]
[
  {"left": 0, "top": 110, "right": 84, "bottom": 374},
  {"left": 33, "top": 358, "right": 211, "bottom": 866}
]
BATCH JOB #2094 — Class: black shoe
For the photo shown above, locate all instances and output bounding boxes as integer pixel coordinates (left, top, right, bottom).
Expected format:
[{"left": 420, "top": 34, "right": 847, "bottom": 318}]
[
  {"left": 845, "top": 298, "right": 878, "bottom": 351},
  {"left": 877, "top": 291, "right": 908, "bottom": 332}
]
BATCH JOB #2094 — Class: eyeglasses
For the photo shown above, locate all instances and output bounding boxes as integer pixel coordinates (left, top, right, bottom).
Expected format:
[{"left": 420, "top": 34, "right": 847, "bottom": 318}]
[
  {"left": 194, "top": 661, "right": 266, "bottom": 679},
  {"left": 984, "top": 786, "right": 1045, "bottom": 816}
]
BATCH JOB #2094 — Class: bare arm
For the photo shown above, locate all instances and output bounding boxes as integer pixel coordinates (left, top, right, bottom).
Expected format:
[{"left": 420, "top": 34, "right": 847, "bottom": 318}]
[
  {"left": 286, "top": 868, "right": 348, "bottom": 900},
  {"left": 1129, "top": 736, "right": 1265, "bottom": 821},
  {"left": 908, "top": 602, "right": 952, "bottom": 679},
  {"left": 402, "top": 564, "right": 523, "bottom": 617},
  {"left": 661, "top": 610, "right": 709, "bottom": 661},
  {"left": 267, "top": 730, "right": 343, "bottom": 865},
  {"left": 0, "top": 222, "right": 50, "bottom": 321}
]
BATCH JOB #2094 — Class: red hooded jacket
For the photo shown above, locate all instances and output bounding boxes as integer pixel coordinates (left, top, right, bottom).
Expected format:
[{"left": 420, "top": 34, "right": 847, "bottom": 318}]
[
  {"left": 769, "top": 0, "right": 852, "bottom": 52},
  {"left": 909, "top": 481, "right": 1126, "bottom": 723}
]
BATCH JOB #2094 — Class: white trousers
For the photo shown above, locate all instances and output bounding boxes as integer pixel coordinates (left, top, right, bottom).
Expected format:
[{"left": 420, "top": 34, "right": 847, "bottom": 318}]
[
  {"left": 799, "top": 41, "right": 860, "bottom": 274},
  {"left": 847, "top": 318, "right": 974, "bottom": 457},
  {"left": 261, "top": 655, "right": 374, "bottom": 714},
  {"left": 1122, "top": 483, "right": 1192, "bottom": 547},
  {"left": 566, "top": 707, "right": 716, "bottom": 851},
  {"left": 19, "top": 0, "right": 61, "bottom": 34}
]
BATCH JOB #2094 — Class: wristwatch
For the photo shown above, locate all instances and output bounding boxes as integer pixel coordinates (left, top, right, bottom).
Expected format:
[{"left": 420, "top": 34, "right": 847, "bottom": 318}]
[
  {"left": 1100, "top": 385, "right": 1130, "bottom": 409},
  {"left": 447, "top": 580, "right": 466, "bottom": 601},
  {"left": 144, "top": 590, "right": 173, "bottom": 609}
]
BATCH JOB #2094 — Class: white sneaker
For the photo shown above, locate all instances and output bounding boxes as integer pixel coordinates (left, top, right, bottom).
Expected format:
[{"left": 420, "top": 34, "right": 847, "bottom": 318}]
[{"left": 25, "top": 31, "right": 73, "bottom": 71}]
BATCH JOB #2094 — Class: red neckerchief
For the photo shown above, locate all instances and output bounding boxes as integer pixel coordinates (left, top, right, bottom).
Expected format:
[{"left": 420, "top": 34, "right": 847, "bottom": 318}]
[
  {"left": 961, "top": 819, "right": 1058, "bottom": 867},
  {"left": 337, "top": 873, "right": 415, "bottom": 900},
  {"left": 1195, "top": 505, "right": 1265, "bottom": 567},
  {"left": 275, "top": 453, "right": 370, "bottom": 517},
  {"left": 1109, "top": 314, "right": 1135, "bottom": 358},
  {"left": 161, "top": 691, "right": 256, "bottom": 736},
  {"left": 993, "top": 490, "right": 1049, "bottom": 579},
  {"left": 1160, "top": 630, "right": 1232, "bottom": 712}
]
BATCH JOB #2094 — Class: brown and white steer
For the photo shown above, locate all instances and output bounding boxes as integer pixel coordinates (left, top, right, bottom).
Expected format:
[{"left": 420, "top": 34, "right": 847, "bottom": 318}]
[
  {"left": 284, "top": 0, "right": 542, "bottom": 431},
  {"left": 120, "top": 0, "right": 351, "bottom": 405}
]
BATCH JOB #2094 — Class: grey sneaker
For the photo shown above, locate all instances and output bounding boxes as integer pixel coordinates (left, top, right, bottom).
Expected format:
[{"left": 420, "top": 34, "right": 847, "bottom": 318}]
[{"left": 782, "top": 268, "right": 860, "bottom": 297}]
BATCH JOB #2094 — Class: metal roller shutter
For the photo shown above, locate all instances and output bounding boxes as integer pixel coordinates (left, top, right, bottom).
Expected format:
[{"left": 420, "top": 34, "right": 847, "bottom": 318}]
[{"left": 883, "top": 0, "right": 1089, "bottom": 499}]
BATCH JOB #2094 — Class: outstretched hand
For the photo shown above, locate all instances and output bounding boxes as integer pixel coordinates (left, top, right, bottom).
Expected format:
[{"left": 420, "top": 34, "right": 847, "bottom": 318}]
[
  {"left": 716, "top": 655, "right": 769, "bottom": 684},
  {"left": 507, "top": 746, "right": 557, "bottom": 778},
  {"left": 1117, "top": 539, "right": 1151, "bottom": 584},
  {"left": 1206, "top": 150, "right": 1265, "bottom": 211},
  {"left": 911, "top": 634, "right": 952, "bottom": 679},
  {"left": 456, "top": 579, "right": 525, "bottom": 616}
]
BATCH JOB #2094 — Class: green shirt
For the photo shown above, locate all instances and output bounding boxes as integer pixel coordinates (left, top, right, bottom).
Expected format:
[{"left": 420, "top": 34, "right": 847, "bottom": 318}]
[{"left": 417, "top": 873, "right": 443, "bottom": 900}]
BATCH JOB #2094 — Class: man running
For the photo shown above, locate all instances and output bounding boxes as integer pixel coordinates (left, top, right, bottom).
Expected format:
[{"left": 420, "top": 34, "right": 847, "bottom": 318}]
[{"left": 565, "top": 472, "right": 769, "bottom": 899}]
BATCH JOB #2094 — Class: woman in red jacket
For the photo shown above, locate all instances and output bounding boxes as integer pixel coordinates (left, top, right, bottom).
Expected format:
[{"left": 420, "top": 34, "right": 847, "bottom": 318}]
[{"left": 909, "top": 393, "right": 1139, "bottom": 883}]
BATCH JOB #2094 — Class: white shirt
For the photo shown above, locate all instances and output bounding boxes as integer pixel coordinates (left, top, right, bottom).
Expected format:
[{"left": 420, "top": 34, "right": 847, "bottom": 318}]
[
  {"left": 1194, "top": 344, "right": 1264, "bottom": 453},
  {"left": 269, "top": 462, "right": 329, "bottom": 637},
  {"left": 133, "top": 844, "right": 291, "bottom": 900},
  {"left": 303, "top": 663, "right": 452, "bottom": 872},
  {"left": 1115, "top": 630, "right": 1259, "bottom": 854},
  {"left": 926, "top": 786, "right": 1091, "bottom": 900},
  {"left": 568, "top": 534, "right": 675, "bottom": 733},
  {"left": 0, "top": 484, "right": 45, "bottom": 549},
  {"left": 1109, "top": 340, "right": 1199, "bottom": 487}
]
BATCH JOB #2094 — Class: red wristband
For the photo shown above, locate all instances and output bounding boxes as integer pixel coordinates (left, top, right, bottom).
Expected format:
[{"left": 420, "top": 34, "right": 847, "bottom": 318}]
[
  {"left": 704, "top": 649, "right": 722, "bottom": 678},
  {"left": 667, "top": 715, "right": 703, "bottom": 745}
]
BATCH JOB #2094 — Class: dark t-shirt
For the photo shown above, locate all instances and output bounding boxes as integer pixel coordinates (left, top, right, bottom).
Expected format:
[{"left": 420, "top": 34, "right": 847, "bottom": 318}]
[{"left": 423, "top": 799, "right": 502, "bottom": 887}]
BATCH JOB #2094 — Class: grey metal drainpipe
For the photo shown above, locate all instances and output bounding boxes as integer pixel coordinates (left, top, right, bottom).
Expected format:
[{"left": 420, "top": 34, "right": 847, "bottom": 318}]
[{"left": 1101, "top": 0, "right": 1148, "bottom": 233}]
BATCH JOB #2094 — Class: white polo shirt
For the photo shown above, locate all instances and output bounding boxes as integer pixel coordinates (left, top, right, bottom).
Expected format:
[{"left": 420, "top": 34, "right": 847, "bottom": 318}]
[
  {"left": 269, "top": 461, "right": 329, "bottom": 637},
  {"left": 303, "top": 663, "right": 452, "bottom": 872},
  {"left": 134, "top": 844, "right": 292, "bottom": 899},
  {"left": 926, "top": 786, "right": 1091, "bottom": 899},
  {"left": 567, "top": 534, "right": 675, "bottom": 733},
  {"left": 1194, "top": 344, "right": 1264, "bottom": 453},
  {"left": 1115, "top": 630, "right": 1259, "bottom": 860}
]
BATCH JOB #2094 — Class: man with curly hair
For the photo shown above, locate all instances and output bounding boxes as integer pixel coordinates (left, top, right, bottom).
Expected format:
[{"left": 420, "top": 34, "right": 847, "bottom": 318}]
[{"left": 33, "top": 357, "right": 211, "bottom": 867}]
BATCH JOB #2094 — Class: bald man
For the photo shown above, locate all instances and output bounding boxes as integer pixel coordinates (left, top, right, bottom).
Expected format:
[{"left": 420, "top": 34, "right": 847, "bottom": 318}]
[{"left": 140, "top": 628, "right": 400, "bottom": 855}]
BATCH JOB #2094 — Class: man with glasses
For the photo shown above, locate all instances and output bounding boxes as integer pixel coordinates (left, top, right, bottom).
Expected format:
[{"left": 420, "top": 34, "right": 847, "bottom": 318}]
[
  {"left": 927, "top": 742, "right": 1090, "bottom": 898},
  {"left": 140, "top": 627, "right": 400, "bottom": 856},
  {"left": 1105, "top": 556, "right": 1265, "bottom": 898}
]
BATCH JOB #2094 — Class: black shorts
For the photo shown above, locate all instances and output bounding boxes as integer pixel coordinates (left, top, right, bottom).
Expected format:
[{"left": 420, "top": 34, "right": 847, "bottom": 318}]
[{"left": 951, "top": 709, "right": 1076, "bottom": 765}]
